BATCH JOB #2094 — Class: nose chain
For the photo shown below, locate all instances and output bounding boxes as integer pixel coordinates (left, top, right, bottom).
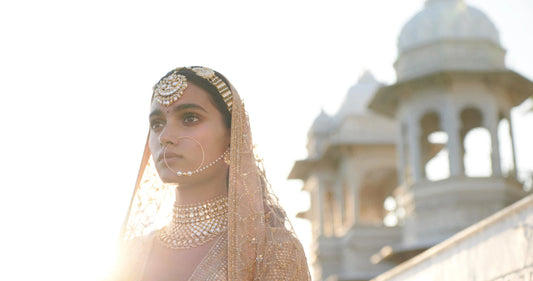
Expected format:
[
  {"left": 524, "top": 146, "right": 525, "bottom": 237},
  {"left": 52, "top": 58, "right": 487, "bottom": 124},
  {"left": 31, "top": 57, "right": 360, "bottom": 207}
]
[
  {"left": 169, "top": 148, "right": 230, "bottom": 177},
  {"left": 160, "top": 135, "right": 228, "bottom": 177}
]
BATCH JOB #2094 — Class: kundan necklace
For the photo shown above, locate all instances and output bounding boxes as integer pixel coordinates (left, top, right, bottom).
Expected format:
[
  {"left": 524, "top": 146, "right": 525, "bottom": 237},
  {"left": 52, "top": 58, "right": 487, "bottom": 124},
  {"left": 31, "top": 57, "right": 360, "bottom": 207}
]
[{"left": 158, "top": 196, "right": 228, "bottom": 249}]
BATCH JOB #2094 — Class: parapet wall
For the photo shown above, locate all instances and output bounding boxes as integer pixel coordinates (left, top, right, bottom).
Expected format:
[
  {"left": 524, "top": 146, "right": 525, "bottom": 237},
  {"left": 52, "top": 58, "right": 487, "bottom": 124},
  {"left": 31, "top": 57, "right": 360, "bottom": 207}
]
[{"left": 372, "top": 193, "right": 533, "bottom": 281}]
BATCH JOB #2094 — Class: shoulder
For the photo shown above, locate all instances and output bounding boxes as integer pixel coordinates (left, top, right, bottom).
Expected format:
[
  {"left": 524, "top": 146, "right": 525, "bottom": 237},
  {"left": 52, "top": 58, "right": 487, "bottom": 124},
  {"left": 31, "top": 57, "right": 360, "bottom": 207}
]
[
  {"left": 266, "top": 227, "right": 304, "bottom": 250},
  {"left": 262, "top": 227, "right": 311, "bottom": 280}
]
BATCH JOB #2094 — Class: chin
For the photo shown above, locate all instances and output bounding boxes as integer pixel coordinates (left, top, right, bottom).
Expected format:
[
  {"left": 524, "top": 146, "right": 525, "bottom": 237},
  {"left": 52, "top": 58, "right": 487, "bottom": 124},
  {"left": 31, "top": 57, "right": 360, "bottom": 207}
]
[{"left": 156, "top": 169, "right": 180, "bottom": 184}]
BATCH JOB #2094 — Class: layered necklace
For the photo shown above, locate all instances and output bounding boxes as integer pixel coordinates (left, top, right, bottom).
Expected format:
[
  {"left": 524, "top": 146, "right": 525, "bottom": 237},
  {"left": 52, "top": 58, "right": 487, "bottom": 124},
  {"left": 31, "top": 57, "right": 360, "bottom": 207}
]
[{"left": 158, "top": 196, "right": 228, "bottom": 249}]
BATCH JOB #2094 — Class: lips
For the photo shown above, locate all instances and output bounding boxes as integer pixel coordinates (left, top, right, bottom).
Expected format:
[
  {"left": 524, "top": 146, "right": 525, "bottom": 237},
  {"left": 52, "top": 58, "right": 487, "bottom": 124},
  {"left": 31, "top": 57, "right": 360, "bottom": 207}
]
[{"left": 158, "top": 151, "right": 183, "bottom": 162}]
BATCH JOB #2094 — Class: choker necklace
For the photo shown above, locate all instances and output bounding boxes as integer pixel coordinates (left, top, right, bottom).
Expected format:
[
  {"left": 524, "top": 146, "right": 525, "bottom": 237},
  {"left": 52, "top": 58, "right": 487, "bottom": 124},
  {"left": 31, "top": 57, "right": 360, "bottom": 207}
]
[{"left": 158, "top": 196, "right": 228, "bottom": 249}]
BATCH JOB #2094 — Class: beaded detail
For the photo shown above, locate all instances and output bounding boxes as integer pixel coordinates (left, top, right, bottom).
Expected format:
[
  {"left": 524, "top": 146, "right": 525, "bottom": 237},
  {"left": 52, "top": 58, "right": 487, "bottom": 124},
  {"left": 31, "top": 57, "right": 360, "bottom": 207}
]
[
  {"left": 173, "top": 148, "right": 229, "bottom": 177},
  {"left": 151, "top": 66, "right": 233, "bottom": 111},
  {"left": 152, "top": 72, "right": 188, "bottom": 106},
  {"left": 188, "top": 232, "right": 228, "bottom": 281},
  {"left": 189, "top": 66, "right": 233, "bottom": 112},
  {"left": 158, "top": 196, "right": 228, "bottom": 249}
]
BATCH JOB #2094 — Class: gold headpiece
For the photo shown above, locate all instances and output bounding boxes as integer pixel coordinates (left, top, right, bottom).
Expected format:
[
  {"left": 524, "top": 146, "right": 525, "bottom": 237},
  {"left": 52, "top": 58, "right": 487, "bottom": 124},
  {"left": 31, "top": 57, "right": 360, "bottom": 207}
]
[
  {"left": 189, "top": 66, "right": 233, "bottom": 112},
  {"left": 152, "top": 66, "right": 233, "bottom": 112},
  {"left": 152, "top": 71, "right": 188, "bottom": 106}
]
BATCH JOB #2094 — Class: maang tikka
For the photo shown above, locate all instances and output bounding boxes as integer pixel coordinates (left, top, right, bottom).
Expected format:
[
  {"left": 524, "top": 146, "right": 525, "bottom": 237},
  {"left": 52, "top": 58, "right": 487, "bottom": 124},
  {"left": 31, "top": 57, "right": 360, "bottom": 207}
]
[{"left": 152, "top": 71, "right": 188, "bottom": 106}]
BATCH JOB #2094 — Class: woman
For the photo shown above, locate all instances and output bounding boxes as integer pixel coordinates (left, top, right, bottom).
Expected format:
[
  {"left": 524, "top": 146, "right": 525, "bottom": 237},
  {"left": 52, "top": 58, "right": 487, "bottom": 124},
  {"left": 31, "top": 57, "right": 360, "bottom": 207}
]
[{"left": 114, "top": 66, "right": 310, "bottom": 280}]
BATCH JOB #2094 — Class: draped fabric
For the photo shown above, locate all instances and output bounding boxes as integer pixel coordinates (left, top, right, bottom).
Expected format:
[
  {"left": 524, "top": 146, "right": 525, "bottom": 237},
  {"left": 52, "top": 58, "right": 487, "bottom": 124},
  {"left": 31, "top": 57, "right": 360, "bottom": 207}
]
[{"left": 113, "top": 69, "right": 310, "bottom": 281}]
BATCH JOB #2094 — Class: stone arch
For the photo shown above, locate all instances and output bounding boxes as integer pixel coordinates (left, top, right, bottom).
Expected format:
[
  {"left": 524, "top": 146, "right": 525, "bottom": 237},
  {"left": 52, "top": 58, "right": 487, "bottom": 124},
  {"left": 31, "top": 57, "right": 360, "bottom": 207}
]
[
  {"left": 419, "top": 110, "right": 450, "bottom": 181},
  {"left": 460, "top": 107, "right": 492, "bottom": 177},
  {"left": 358, "top": 167, "right": 397, "bottom": 225}
]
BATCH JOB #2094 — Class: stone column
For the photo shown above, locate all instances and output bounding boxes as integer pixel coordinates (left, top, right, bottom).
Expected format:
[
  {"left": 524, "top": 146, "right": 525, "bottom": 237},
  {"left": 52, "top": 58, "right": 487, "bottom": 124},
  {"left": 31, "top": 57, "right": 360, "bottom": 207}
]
[
  {"left": 485, "top": 108, "right": 502, "bottom": 177},
  {"left": 337, "top": 158, "right": 353, "bottom": 228},
  {"left": 407, "top": 114, "right": 424, "bottom": 182},
  {"left": 507, "top": 114, "right": 519, "bottom": 178},
  {"left": 334, "top": 177, "right": 343, "bottom": 233},
  {"left": 443, "top": 107, "right": 464, "bottom": 176},
  {"left": 397, "top": 123, "right": 407, "bottom": 184},
  {"left": 316, "top": 177, "right": 325, "bottom": 237},
  {"left": 349, "top": 158, "right": 361, "bottom": 224}
]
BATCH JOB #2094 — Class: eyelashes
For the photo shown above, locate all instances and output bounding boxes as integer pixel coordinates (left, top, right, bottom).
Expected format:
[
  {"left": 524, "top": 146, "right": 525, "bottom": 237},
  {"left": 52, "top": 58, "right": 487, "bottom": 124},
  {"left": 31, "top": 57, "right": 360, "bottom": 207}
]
[
  {"left": 150, "top": 119, "right": 164, "bottom": 130},
  {"left": 182, "top": 113, "right": 200, "bottom": 124},
  {"left": 149, "top": 112, "right": 201, "bottom": 130}
]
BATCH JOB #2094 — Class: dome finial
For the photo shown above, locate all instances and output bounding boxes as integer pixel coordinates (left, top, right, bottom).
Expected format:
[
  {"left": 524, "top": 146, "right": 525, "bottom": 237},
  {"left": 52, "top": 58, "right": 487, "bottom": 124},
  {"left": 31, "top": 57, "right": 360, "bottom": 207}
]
[
  {"left": 357, "top": 69, "right": 377, "bottom": 84},
  {"left": 426, "top": 0, "right": 461, "bottom": 3},
  {"left": 425, "top": 0, "right": 463, "bottom": 7}
]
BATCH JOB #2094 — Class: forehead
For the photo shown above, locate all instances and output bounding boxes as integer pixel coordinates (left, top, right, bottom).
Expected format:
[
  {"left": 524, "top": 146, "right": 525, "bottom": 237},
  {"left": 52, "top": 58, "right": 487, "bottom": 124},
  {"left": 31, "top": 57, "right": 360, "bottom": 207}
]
[{"left": 150, "top": 83, "right": 214, "bottom": 111}]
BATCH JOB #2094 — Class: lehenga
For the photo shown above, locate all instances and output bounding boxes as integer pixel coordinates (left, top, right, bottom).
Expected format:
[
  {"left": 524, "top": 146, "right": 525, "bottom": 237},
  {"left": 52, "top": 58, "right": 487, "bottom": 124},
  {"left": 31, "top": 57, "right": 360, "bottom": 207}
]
[{"left": 113, "top": 67, "right": 311, "bottom": 281}]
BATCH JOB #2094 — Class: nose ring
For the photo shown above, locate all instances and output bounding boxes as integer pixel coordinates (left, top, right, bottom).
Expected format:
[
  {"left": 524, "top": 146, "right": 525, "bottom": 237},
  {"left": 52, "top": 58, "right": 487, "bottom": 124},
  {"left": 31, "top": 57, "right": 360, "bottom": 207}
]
[{"left": 162, "top": 136, "right": 206, "bottom": 176}]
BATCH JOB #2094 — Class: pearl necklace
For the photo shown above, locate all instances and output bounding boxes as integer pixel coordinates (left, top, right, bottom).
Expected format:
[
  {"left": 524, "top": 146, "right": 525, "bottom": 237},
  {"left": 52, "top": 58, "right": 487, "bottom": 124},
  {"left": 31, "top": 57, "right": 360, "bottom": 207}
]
[{"left": 158, "top": 196, "right": 228, "bottom": 249}]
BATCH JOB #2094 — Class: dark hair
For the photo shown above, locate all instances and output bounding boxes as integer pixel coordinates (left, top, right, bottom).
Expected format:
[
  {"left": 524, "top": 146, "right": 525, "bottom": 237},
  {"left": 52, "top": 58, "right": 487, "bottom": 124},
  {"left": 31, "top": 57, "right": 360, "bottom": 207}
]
[{"left": 156, "top": 67, "right": 232, "bottom": 129}]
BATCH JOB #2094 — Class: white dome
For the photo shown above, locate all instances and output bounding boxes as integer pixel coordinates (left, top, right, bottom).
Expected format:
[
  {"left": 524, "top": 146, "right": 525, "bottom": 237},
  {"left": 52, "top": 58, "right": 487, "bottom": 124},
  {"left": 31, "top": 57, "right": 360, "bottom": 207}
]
[
  {"left": 398, "top": 0, "right": 500, "bottom": 53},
  {"left": 311, "top": 110, "right": 333, "bottom": 134},
  {"left": 337, "top": 70, "right": 380, "bottom": 117},
  {"left": 394, "top": 0, "right": 506, "bottom": 81}
]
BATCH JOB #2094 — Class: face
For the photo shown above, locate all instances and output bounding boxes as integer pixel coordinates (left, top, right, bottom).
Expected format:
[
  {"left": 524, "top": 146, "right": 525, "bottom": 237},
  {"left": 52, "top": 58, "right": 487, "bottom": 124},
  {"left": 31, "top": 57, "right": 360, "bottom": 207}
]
[{"left": 148, "top": 83, "right": 231, "bottom": 184}]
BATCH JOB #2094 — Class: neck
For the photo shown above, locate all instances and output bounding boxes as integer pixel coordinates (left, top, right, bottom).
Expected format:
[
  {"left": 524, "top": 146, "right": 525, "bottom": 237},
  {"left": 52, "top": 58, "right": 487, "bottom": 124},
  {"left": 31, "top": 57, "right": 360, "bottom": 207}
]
[{"left": 174, "top": 168, "right": 228, "bottom": 205}]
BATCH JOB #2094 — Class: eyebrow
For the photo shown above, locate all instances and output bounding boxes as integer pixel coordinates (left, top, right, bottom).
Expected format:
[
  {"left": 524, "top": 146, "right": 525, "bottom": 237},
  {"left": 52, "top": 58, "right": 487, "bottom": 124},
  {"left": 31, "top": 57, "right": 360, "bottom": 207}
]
[
  {"left": 149, "top": 103, "right": 208, "bottom": 118},
  {"left": 173, "top": 103, "right": 208, "bottom": 113},
  {"left": 149, "top": 109, "right": 163, "bottom": 118}
]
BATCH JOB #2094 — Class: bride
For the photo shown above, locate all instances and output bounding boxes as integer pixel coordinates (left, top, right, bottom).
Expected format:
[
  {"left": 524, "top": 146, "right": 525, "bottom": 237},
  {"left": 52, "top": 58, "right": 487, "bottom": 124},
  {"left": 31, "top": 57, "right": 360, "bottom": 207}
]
[{"left": 113, "top": 66, "right": 310, "bottom": 280}]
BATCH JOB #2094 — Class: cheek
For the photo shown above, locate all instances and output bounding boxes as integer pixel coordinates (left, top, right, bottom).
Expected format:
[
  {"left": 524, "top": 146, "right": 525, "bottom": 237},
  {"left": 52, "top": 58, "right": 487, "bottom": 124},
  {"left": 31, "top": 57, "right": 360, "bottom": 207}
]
[
  {"left": 212, "top": 122, "right": 230, "bottom": 142},
  {"left": 199, "top": 124, "right": 229, "bottom": 152},
  {"left": 222, "top": 127, "right": 230, "bottom": 146},
  {"left": 148, "top": 132, "right": 159, "bottom": 154}
]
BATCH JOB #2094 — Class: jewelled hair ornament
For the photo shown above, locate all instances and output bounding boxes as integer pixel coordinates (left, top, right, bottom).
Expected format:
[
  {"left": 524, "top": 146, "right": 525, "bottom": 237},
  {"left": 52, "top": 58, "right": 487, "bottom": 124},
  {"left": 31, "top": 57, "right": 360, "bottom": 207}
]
[
  {"left": 152, "top": 66, "right": 233, "bottom": 111},
  {"left": 152, "top": 71, "right": 188, "bottom": 106},
  {"left": 189, "top": 66, "right": 233, "bottom": 112}
]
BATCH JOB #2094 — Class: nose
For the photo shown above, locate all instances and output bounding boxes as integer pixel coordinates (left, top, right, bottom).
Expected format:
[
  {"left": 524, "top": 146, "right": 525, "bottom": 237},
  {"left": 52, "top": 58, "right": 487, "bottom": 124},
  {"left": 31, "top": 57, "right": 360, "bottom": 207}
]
[{"left": 158, "top": 125, "right": 178, "bottom": 146}]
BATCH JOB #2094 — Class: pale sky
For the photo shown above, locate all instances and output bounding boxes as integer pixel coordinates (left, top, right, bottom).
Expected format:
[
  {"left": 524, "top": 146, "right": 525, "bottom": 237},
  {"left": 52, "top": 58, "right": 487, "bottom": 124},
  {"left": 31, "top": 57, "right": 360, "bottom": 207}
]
[{"left": 1, "top": 1, "right": 532, "bottom": 280}]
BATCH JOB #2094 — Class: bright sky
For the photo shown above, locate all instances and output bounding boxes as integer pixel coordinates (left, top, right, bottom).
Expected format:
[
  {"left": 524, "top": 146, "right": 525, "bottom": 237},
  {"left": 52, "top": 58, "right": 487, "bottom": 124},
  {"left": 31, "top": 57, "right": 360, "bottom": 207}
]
[{"left": 1, "top": 1, "right": 532, "bottom": 280}]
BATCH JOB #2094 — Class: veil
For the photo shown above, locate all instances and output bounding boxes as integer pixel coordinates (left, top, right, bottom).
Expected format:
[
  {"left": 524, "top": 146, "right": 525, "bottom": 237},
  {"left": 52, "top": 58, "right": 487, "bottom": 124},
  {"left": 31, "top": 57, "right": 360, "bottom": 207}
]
[{"left": 114, "top": 68, "right": 310, "bottom": 280}]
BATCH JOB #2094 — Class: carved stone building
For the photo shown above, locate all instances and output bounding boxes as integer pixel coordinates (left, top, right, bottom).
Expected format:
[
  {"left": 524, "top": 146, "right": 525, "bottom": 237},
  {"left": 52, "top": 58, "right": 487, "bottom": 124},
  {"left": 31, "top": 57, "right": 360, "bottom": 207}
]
[{"left": 289, "top": 0, "right": 533, "bottom": 280}]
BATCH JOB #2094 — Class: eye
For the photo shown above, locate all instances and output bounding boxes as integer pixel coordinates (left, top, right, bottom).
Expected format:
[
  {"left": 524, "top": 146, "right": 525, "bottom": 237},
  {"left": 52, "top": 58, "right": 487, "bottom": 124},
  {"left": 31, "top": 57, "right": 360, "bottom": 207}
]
[
  {"left": 183, "top": 113, "right": 200, "bottom": 124},
  {"left": 150, "top": 119, "right": 165, "bottom": 130}
]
